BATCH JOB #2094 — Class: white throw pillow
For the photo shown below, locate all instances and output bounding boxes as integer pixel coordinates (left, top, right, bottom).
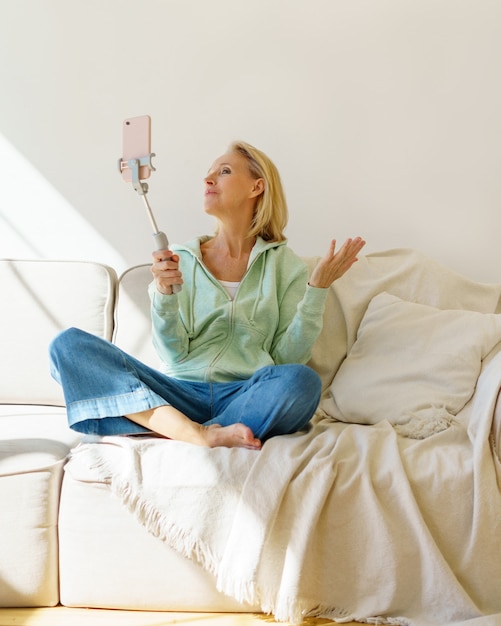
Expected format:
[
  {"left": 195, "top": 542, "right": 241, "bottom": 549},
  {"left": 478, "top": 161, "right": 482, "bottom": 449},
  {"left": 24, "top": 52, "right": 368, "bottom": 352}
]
[{"left": 323, "top": 292, "right": 501, "bottom": 426}]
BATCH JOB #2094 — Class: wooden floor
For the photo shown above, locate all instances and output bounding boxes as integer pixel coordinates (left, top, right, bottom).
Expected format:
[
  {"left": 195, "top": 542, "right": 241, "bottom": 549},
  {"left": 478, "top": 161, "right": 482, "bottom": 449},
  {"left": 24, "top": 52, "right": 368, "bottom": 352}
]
[{"left": 0, "top": 608, "right": 364, "bottom": 626}]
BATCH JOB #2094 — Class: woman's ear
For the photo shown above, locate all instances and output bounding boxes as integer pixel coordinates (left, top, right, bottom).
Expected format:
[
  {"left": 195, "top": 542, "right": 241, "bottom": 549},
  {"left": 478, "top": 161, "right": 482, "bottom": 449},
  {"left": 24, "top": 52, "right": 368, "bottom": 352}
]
[{"left": 250, "top": 178, "right": 265, "bottom": 197}]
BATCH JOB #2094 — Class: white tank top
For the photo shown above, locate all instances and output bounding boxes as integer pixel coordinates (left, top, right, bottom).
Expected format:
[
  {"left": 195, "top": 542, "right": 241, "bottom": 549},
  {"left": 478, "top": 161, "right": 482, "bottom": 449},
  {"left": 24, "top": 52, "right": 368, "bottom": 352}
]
[{"left": 219, "top": 280, "right": 240, "bottom": 300}]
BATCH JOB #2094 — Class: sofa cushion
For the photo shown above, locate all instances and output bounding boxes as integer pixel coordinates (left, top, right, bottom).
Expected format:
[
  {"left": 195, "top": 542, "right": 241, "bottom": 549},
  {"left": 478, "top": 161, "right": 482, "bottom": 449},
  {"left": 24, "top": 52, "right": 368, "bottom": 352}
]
[
  {"left": 0, "top": 406, "right": 81, "bottom": 607},
  {"left": 323, "top": 292, "right": 501, "bottom": 427},
  {"left": 0, "top": 259, "right": 117, "bottom": 405},
  {"left": 59, "top": 471, "right": 259, "bottom": 612}
]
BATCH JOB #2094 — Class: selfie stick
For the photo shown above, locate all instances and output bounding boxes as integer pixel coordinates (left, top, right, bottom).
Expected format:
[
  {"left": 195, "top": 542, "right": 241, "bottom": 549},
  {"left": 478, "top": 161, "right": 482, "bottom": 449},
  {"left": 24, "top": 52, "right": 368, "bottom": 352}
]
[{"left": 118, "top": 154, "right": 181, "bottom": 293}]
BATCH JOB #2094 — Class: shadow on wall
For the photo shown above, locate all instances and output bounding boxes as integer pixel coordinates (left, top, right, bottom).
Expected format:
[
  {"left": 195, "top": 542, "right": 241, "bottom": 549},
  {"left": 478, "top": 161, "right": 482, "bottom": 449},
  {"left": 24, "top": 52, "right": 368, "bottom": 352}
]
[{"left": 0, "top": 133, "right": 126, "bottom": 270}]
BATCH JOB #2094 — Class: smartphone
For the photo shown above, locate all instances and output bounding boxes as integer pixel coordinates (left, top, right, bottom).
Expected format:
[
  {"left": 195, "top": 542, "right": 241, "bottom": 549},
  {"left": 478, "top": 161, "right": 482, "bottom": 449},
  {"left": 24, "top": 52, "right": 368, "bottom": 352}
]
[{"left": 121, "top": 115, "right": 151, "bottom": 182}]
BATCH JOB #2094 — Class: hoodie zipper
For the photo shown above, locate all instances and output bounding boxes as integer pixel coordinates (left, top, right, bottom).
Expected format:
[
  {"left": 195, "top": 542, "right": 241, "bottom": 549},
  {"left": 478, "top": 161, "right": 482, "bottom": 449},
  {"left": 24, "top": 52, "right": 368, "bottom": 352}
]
[
  {"left": 190, "top": 243, "right": 270, "bottom": 380},
  {"left": 204, "top": 298, "right": 236, "bottom": 382}
]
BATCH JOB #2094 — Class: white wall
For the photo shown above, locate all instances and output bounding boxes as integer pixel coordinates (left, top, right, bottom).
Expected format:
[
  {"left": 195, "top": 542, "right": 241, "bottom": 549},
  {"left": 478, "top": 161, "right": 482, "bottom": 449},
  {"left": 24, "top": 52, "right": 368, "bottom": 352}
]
[{"left": 1, "top": 0, "right": 500, "bottom": 281}]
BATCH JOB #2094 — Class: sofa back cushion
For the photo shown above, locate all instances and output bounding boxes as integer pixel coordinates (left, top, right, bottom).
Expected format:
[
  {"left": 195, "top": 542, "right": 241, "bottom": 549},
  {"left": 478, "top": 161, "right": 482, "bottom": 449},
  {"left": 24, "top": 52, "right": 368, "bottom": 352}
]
[
  {"left": 308, "top": 248, "right": 501, "bottom": 390},
  {"left": 114, "top": 264, "right": 161, "bottom": 369},
  {"left": 0, "top": 259, "right": 116, "bottom": 406}
]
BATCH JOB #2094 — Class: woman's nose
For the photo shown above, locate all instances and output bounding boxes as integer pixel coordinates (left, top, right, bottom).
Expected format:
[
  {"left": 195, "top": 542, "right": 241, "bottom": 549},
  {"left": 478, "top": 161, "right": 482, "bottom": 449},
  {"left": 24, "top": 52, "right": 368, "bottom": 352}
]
[{"left": 204, "top": 167, "right": 217, "bottom": 184}]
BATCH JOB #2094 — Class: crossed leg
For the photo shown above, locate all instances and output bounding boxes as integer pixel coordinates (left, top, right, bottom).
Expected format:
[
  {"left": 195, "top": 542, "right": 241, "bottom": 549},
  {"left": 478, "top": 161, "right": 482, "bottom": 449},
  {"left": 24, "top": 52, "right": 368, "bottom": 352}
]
[{"left": 125, "top": 405, "right": 262, "bottom": 449}]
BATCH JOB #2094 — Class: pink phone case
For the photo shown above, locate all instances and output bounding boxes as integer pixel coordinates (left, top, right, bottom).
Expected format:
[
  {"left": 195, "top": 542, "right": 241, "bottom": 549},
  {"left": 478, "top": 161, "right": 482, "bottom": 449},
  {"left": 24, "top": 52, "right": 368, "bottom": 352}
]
[{"left": 121, "top": 115, "right": 151, "bottom": 182}]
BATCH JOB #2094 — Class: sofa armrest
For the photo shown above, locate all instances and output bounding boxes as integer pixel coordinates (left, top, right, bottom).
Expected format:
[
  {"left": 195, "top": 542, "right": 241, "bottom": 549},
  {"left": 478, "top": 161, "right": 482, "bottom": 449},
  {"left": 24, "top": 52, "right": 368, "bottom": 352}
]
[
  {"left": 492, "top": 389, "right": 501, "bottom": 464},
  {"left": 478, "top": 340, "right": 501, "bottom": 463},
  {"left": 489, "top": 350, "right": 501, "bottom": 463}
]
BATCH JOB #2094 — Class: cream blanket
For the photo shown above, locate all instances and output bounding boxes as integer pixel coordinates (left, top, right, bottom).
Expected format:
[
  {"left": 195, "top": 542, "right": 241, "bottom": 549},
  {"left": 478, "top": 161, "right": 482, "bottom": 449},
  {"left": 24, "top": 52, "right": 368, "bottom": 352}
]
[
  {"left": 68, "top": 351, "right": 501, "bottom": 625},
  {"left": 66, "top": 250, "right": 501, "bottom": 624}
]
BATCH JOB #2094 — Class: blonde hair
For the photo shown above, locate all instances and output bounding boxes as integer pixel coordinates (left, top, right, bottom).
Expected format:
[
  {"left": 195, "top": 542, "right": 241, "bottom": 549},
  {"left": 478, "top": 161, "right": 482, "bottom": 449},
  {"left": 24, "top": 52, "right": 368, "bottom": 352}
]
[{"left": 229, "top": 141, "right": 288, "bottom": 242}]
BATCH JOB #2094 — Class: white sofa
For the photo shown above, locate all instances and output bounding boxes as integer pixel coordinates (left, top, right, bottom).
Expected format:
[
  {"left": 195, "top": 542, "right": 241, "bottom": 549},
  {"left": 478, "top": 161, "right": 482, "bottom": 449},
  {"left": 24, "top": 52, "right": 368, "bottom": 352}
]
[{"left": 2, "top": 250, "right": 501, "bottom": 625}]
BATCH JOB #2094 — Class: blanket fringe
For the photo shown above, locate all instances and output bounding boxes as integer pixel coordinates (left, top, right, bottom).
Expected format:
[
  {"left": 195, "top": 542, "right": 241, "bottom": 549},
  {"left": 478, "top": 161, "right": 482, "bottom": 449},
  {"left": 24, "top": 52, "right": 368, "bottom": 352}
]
[
  {"left": 67, "top": 442, "right": 114, "bottom": 481},
  {"left": 393, "top": 407, "right": 452, "bottom": 439},
  {"left": 259, "top": 594, "right": 413, "bottom": 626},
  {"left": 216, "top": 570, "right": 260, "bottom": 608},
  {"left": 73, "top": 442, "right": 222, "bottom": 576},
  {"left": 260, "top": 593, "right": 354, "bottom": 625},
  {"left": 115, "top": 477, "right": 221, "bottom": 575}
]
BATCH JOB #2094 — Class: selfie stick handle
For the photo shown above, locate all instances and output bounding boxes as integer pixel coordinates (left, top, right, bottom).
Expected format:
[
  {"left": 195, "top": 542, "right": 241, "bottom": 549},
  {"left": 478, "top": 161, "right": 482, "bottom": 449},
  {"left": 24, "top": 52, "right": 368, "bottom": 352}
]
[
  {"left": 119, "top": 154, "right": 181, "bottom": 293},
  {"left": 140, "top": 190, "right": 181, "bottom": 295}
]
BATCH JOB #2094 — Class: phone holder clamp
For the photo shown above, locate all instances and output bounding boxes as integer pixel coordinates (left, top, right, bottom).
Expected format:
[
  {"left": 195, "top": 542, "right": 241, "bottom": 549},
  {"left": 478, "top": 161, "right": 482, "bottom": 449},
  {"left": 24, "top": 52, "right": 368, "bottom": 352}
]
[
  {"left": 118, "top": 146, "right": 181, "bottom": 293},
  {"left": 118, "top": 153, "right": 156, "bottom": 196}
]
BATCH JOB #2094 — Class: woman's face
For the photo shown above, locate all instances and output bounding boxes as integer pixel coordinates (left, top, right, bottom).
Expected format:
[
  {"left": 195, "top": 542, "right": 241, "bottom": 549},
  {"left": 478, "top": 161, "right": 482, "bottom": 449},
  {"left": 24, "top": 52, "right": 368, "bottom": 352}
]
[{"left": 203, "top": 151, "right": 263, "bottom": 220}]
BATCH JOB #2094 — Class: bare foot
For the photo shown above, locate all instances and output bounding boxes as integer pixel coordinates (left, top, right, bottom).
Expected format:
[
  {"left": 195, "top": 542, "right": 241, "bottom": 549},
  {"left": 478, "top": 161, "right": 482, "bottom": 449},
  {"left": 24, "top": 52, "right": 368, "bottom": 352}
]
[
  {"left": 125, "top": 406, "right": 262, "bottom": 449},
  {"left": 202, "top": 423, "right": 262, "bottom": 450}
]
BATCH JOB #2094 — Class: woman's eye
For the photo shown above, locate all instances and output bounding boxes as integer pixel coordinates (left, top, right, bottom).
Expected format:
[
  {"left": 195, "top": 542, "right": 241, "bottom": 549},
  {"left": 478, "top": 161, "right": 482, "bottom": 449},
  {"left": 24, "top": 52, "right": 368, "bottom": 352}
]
[{"left": 220, "top": 167, "right": 231, "bottom": 175}]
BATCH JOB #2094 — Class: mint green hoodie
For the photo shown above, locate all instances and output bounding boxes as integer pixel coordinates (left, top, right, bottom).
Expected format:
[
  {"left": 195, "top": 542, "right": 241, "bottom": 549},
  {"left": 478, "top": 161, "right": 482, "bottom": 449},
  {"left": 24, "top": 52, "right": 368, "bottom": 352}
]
[{"left": 148, "top": 236, "right": 328, "bottom": 383}]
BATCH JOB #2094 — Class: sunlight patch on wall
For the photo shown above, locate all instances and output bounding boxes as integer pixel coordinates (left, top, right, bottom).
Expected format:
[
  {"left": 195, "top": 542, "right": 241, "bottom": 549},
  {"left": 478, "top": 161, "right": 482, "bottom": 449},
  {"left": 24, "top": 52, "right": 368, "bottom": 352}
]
[{"left": 0, "top": 134, "right": 126, "bottom": 269}]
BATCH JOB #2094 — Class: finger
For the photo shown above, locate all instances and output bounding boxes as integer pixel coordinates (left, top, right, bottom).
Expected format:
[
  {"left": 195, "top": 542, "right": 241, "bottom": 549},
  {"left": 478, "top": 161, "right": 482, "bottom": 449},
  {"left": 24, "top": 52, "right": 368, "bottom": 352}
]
[
  {"left": 159, "top": 252, "right": 180, "bottom": 263},
  {"left": 323, "top": 239, "right": 337, "bottom": 259},
  {"left": 153, "top": 257, "right": 180, "bottom": 274},
  {"left": 160, "top": 255, "right": 179, "bottom": 267},
  {"left": 335, "top": 238, "right": 355, "bottom": 257},
  {"left": 152, "top": 249, "right": 175, "bottom": 263},
  {"left": 342, "top": 237, "right": 365, "bottom": 258},
  {"left": 349, "top": 239, "right": 366, "bottom": 260}
]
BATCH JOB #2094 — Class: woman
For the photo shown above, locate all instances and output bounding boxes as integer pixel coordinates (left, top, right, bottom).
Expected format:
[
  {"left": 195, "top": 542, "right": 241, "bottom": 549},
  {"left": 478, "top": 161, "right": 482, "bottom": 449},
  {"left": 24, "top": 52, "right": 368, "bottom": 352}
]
[{"left": 50, "top": 141, "right": 365, "bottom": 450}]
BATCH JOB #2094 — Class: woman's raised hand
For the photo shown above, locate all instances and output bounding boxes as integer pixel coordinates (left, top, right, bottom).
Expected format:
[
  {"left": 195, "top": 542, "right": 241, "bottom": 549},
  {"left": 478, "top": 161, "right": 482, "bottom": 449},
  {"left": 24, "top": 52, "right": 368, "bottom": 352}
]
[
  {"left": 309, "top": 237, "right": 366, "bottom": 289},
  {"left": 151, "top": 249, "right": 183, "bottom": 295}
]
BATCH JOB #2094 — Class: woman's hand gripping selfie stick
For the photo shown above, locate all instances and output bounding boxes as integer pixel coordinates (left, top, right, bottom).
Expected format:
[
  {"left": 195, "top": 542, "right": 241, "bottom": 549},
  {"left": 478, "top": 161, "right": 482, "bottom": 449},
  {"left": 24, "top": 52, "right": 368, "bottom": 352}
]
[{"left": 119, "top": 154, "right": 181, "bottom": 294}]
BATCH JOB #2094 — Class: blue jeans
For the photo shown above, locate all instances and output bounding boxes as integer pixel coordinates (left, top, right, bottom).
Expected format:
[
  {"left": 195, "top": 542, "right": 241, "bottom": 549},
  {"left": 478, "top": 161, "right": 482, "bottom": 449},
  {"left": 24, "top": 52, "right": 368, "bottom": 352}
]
[{"left": 49, "top": 328, "right": 322, "bottom": 440}]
